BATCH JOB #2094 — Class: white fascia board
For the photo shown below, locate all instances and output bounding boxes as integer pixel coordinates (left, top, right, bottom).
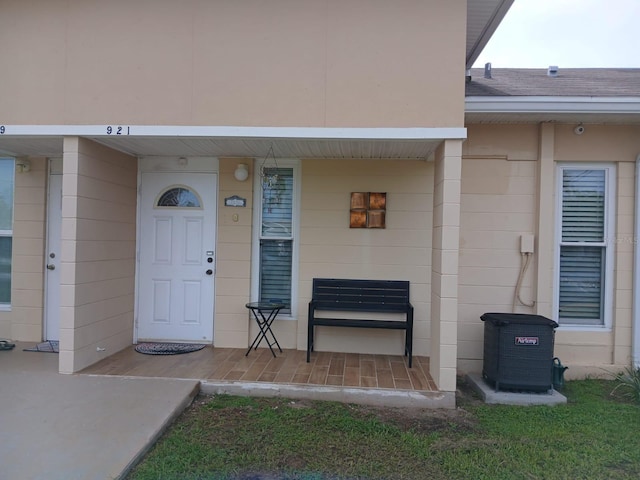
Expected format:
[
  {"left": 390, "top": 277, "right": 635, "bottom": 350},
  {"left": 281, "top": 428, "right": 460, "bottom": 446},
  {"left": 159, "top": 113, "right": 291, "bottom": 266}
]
[
  {"left": 0, "top": 125, "right": 467, "bottom": 141},
  {"left": 466, "top": 96, "right": 640, "bottom": 114}
]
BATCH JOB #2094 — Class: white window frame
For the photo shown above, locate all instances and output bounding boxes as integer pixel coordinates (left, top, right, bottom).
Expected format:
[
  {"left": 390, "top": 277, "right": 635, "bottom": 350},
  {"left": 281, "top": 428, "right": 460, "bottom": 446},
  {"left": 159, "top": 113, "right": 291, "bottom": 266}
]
[
  {"left": 0, "top": 158, "right": 15, "bottom": 311},
  {"left": 251, "top": 158, "right": 300, "bottom": 320},
  {"left": 553, "top": 163, "right": 616, "bottom": 330}
]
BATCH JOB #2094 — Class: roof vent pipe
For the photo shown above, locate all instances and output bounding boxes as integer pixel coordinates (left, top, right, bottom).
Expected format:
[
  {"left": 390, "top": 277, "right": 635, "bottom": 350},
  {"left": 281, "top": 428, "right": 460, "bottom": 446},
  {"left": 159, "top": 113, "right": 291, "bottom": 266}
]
[
  {"left": 484, "top": 62, "right": 492, "bottom": 79},
  {"left": 547, "top": 65, "right": 559, "bottom": 77}
]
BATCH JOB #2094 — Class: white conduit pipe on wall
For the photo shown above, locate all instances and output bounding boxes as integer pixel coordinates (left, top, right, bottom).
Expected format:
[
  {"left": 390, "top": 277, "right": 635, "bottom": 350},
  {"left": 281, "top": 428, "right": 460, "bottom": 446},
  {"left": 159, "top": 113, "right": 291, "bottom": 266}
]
[
  {"left": 513, "top": 252, "right": 535, "bottom": 312},
  {"left": 633, "top": 154, "right": 640, "bottom": 368}
]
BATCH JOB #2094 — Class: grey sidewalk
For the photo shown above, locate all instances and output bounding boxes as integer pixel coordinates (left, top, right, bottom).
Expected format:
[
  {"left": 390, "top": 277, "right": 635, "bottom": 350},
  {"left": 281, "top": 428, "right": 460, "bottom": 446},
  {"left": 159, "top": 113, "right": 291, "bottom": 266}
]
[{"left": 0, "top": 343, "right": 199, "bottom": 480}]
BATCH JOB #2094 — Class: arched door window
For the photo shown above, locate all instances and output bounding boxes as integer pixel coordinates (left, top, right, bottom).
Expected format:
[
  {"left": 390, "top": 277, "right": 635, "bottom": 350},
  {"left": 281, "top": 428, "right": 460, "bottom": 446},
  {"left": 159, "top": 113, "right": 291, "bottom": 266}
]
[{"left": 155, "top": 186, "right": 202, "bottom": 208}]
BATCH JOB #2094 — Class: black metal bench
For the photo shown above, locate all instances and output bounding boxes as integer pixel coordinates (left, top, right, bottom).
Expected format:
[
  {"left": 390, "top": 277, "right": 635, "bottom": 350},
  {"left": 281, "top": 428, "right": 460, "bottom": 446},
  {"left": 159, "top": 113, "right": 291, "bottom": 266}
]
[{"left": 307, "top": 278, "right": 414, "bottom": 367}]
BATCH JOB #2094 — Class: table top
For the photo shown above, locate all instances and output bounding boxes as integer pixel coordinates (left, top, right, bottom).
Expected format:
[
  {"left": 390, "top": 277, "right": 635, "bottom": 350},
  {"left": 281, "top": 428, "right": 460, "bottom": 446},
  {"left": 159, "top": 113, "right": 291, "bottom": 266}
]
[{"left": 245, "top": 302, "right": 286, "bottom": 310}]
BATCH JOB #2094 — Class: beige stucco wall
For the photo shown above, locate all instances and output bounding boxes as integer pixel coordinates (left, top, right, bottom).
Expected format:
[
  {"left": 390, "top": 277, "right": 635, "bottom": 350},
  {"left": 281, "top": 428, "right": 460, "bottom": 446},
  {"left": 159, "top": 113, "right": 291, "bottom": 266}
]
[
  {"left": 0, "top": 0, "right": 466, "bottom": 128},
  {"left": 0, "top": 157, "right": 47, "bottom": 341},
  {"left": 59, "top": 138, "right": 137, "bottom": 373},
  {"left": 295, "top": 158, "right": 433, "bottom": 357},
  {"left": 215, "top": 159, "right": 254, "bottom": 348},
  {"left": 459, "top": 125, "right": 539, "bottom": 371},
  {"left": 459, "top": 123, "right": 640, "bottom": 377}
]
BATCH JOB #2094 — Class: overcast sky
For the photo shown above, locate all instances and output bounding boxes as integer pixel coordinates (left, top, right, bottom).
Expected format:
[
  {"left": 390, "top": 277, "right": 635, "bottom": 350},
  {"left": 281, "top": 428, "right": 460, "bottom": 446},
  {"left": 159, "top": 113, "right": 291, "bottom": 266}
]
[{"left": 472, "top": 0, "right": 640, "bottom": 68}]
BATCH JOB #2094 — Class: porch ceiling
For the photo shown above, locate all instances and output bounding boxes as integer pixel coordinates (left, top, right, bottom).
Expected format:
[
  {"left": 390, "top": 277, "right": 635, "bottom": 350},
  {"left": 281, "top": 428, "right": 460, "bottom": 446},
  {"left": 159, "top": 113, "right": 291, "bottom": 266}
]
[{"left": 0, "top": 126, "right": 466, "bottom": 160}]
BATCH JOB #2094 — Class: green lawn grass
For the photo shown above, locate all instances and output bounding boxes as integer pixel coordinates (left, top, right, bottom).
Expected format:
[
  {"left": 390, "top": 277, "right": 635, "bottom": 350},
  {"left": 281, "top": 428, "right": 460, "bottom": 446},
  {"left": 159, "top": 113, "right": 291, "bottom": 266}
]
[{"left": 126, "top": 380, "right": 640, "bottom": 480}]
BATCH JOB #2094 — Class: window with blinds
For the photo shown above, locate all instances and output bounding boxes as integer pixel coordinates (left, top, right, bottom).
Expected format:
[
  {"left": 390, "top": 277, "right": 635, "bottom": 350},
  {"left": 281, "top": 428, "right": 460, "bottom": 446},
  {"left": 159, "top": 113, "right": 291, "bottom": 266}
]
[
  {"left": 0, "top": 159, "right": 14, "bottom": 306},
  {"left": 558, "top": 167, "right": 612, "bottom": 326},
  {"left": 259, "top": 167, "right": 294, "bottom": 313}
]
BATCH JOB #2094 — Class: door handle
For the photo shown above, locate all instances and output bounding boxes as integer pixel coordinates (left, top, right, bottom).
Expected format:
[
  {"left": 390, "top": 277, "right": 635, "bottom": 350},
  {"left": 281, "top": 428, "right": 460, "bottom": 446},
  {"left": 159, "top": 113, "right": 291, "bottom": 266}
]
[
  {"left": 205, "top": 269, "right": 213, "bottom": 275},
  {"left": 46, "top": 264, "right": 55, "bottom": 270}
]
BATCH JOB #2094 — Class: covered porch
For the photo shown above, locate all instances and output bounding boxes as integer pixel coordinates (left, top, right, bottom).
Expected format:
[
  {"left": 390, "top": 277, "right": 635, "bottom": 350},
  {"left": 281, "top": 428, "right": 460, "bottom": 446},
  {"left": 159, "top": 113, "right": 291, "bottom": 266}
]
[{"left": 0, "top": 125, "right": 464, "bottom": 398}]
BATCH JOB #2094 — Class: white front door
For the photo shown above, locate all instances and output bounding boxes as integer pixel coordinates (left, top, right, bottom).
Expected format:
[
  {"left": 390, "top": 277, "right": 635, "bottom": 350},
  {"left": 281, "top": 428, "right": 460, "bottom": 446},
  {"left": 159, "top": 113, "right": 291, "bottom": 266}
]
[
  {"left": 44, "top": 170, "right": 62, "bottom": 341},
  {"left": 137, "top": 172, "right": 217, "bottom": 342}
]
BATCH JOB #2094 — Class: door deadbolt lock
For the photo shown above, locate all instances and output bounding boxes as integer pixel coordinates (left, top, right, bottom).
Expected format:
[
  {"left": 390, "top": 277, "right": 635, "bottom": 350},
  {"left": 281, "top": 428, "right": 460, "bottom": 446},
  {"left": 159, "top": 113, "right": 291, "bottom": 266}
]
[{"left": 207, "top": 257, "right": 213, "bottom": 263}]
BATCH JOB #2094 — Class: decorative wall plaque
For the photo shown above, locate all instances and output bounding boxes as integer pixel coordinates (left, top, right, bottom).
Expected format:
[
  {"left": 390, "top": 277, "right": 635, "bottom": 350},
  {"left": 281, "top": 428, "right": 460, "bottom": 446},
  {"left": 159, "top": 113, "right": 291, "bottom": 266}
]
[
  {"left": 224, "top": 195, "right": 246, "bottom": 207},
  {"left": 350, "top": 192, "right": 386, "bottom": 228}
]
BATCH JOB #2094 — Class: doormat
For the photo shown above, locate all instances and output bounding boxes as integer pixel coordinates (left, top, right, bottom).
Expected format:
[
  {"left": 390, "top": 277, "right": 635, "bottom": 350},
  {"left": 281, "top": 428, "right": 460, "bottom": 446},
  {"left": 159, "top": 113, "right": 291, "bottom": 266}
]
[
  {"left": 135, "top": 342, "right": 206, "bottom": 355},
  {"left": 24, "top": 340, "right": 59, "bottom": 353}
]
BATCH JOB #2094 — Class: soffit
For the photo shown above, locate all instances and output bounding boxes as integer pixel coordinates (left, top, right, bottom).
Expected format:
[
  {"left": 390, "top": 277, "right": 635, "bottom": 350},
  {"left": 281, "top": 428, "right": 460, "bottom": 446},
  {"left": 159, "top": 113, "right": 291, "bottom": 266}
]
[
  {"left": 465, "top": 112, "right": 640, "bottom": 125},
  {"left": 0, "top": 127, "right": 466, "bottom": 160},
  {"left": 466, "top": 0, "right": 515, "bottom": 70}
]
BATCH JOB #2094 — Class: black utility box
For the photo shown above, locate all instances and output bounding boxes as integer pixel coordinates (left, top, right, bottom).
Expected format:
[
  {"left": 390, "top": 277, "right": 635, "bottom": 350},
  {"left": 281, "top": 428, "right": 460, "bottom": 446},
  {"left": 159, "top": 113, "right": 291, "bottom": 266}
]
[{"left": 481, "top": 313, "right": 559, "bottom": 392}]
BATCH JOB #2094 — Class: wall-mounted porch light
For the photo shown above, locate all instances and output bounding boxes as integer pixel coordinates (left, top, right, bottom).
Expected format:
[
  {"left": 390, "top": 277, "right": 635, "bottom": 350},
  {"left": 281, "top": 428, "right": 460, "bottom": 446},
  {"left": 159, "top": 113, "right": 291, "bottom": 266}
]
[{"left": 234, "top": 163, "right": 249, "bottom": 182}]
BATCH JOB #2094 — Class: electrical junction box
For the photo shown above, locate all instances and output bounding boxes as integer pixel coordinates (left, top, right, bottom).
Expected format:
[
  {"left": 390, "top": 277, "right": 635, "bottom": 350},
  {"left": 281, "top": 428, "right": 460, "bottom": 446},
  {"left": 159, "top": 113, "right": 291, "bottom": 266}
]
[{"left": 520, "top": 234, "right": 535, "bottom": 254}]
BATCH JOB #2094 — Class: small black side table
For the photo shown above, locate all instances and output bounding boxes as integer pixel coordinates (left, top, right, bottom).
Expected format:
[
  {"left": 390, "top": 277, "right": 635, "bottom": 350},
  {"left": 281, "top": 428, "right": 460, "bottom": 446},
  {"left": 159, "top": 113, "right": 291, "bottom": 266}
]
[{"left": 245, "top": 302, "right": 285, "bottom": 357}]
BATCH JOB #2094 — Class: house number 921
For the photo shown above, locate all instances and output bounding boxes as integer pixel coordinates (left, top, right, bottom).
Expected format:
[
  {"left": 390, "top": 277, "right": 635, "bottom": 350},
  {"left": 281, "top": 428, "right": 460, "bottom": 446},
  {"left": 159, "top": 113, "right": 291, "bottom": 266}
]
[{"left": 106, "top": 126, "right": 130, "bottom": 135}]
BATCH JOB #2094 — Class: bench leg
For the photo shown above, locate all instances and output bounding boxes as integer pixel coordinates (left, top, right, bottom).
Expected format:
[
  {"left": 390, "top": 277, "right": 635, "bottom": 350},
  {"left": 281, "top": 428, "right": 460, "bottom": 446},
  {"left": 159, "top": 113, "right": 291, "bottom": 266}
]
[
  {"left": 307, "top": 324, "right": 313, "bottom": 363},
  {"left": 405, "top": 327, "right": 413, "bottom": 368}
]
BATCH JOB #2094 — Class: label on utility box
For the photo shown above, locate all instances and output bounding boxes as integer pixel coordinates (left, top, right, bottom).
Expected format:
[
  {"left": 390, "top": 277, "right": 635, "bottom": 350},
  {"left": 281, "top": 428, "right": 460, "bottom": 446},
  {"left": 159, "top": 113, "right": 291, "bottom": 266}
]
[{"left": 515, "top": 336, "right": 539, "bottom": 346}]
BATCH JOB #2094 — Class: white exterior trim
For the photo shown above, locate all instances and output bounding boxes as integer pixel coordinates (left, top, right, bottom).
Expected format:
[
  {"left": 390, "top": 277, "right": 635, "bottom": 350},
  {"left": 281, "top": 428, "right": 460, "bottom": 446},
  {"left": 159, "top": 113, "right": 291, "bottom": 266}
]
[
  {"left": 466, "top": 96, "right": 640, "bottom": 115},
  {"left": 553, "top": 163, "right": 616, "bottom": 331},
  {"left": 633, "top": 153, "right": 640, "bottom": 367},
  {"left": 0, "top": 125, "right": 467, "bottom": 141}
]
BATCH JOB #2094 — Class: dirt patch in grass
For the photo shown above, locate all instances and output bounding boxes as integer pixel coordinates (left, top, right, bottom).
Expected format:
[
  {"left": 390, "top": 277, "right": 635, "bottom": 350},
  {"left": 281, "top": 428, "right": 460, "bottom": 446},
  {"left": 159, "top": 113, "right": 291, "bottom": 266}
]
[{"left": 352, "top": 403, "right": 479, "bottom": 436}]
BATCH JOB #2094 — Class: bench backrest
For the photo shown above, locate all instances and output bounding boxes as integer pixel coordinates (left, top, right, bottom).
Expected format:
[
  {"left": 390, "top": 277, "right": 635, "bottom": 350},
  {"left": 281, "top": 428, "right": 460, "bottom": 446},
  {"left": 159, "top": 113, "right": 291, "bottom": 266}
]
[{"left": 311, "top": 278, "right": 410, "bottom": 312}]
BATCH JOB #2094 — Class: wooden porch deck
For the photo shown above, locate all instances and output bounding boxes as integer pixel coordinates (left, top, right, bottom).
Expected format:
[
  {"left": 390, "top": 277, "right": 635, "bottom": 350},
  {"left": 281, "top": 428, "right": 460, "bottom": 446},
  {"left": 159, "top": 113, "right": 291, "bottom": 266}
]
[{"left": 82, "top": 346, "right": 438, "bottom": 392}]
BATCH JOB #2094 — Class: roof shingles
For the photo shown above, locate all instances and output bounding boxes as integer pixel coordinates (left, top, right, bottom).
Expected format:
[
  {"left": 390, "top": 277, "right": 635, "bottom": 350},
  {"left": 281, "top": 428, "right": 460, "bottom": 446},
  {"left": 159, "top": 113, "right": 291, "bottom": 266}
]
[{"left": 466, "top": 68, "right": 640, "bottom": 97}]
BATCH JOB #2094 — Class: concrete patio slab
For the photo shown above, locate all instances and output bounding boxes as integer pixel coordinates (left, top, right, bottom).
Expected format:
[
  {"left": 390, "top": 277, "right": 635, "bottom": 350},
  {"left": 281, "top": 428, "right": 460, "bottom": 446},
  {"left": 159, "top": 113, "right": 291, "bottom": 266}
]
[
  {"left": 466, "top": 372, "right": 567, "bottom": 406},
  {"left": 0, "top": 343, "right": 199, "bottom": 480}
]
